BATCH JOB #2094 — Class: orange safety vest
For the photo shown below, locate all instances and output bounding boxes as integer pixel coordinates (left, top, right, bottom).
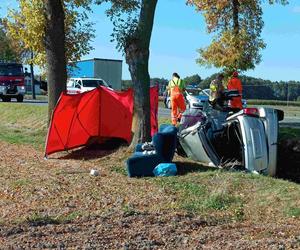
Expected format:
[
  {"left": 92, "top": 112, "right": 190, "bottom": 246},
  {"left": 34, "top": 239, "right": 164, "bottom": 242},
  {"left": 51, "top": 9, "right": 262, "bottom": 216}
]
[{"left": 227, "top": 77, "right": 243, "bottom": 109}]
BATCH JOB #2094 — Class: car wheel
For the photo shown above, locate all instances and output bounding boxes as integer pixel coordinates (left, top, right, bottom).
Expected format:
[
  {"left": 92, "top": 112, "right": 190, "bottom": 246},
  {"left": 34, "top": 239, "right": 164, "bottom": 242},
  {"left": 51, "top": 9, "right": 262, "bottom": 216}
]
[
  {"left": 17, "top": 95, "right": 24, "bottom": 102},
  {"left": 167, "top": 100, "right": 171, "bottom": 109},
  {"left": 2, "top": 96, "right": 11, "bottom": 102}
]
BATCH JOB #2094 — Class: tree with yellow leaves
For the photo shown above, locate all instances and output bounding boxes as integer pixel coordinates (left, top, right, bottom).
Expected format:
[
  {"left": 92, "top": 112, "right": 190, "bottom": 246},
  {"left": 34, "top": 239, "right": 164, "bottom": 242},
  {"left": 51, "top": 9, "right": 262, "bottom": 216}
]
[
  {"left": 188, "top": 0, "right": 288, "bottom": 74},
  {"left": 6, "top": 0, "right": 94, "bottom": 119}
]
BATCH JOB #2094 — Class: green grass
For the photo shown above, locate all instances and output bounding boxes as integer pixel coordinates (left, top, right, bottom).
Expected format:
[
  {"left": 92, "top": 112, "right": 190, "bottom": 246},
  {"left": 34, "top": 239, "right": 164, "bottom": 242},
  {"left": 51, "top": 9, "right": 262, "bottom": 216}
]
[
  {"left": 279, "top": 127, "right": 300, "bottom": 141},
  {"left": 285, "top": 207, "right": 300, "bottom": 218},
  {"left": 152, "top": 171, "right": 300, "bottom": 222},
  {"left": 0, "top": 125, "right": 46, "bottom": 148},
  {"left": 26, "top": 211, "right": 83, "bottom": 226},
  {"left": 10, "top": 179, "right": 32, "bottom": 188},
  {"left": 247, "top": 99, "right": 300, "bottom": 107},
  {"left": 24, "top": 94, "right": 48, "bottom": 101},
  {"left": 0, "top": 103, "right": 47, "bottom": 149},
  {"left": 111, "top": 165, "right": 127, "bottom": 176}
]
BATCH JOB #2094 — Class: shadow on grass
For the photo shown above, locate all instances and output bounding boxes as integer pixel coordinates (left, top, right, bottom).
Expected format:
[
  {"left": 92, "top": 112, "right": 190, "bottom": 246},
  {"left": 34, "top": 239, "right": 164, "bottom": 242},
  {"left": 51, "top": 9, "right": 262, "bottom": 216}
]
[
  {"left": 277, "top": 139, "right": 300, "bottom": 184},
  {"left": 58, "top": 138, "right": 128, "bottom": 160},
  {"left": 174, "top": 160, "right": 217, "bottom": 175}
]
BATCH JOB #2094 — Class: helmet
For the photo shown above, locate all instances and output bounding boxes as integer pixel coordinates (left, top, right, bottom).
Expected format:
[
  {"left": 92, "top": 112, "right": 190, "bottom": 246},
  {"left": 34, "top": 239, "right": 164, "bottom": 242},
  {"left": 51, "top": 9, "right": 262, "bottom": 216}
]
[{"left": 232, "top": 71, "right": 238, "bottom": 77}]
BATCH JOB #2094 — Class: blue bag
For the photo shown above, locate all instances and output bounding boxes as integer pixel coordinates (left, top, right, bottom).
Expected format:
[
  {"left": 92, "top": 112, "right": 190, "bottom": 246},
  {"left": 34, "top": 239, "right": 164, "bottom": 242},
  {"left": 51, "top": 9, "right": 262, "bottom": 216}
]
[{"left": 153, "top": 163, "right": 177, "bottom": 177}]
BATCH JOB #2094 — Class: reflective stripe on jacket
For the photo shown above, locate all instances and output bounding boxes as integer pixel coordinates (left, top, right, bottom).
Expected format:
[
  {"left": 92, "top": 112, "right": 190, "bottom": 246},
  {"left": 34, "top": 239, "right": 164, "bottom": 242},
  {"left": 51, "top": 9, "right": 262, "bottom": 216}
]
[
  {"left": 168, "top": 77, "right": 185, "bottom": 96},
  {"left": 227, "top": 77, "right": 243, "bottom": 109},
  {"left": 209, "top": 79, "right": 224, "bottom": 102}
]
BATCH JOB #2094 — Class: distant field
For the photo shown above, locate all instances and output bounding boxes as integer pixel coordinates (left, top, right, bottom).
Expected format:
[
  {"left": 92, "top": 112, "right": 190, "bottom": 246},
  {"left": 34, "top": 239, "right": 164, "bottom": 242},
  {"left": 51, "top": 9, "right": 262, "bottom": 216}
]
[
  {"left": 247, "top": 99, "right": 300, "bottom": 107},
  {"left": 248, "top": 104, "right": 300, "bottom": 118}
]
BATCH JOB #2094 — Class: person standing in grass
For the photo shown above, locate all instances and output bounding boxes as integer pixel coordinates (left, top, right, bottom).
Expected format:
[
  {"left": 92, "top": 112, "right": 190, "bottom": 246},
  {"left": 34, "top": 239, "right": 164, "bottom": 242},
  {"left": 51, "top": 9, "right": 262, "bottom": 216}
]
[{"left": 167, "top": 73, "right": 186, "bottom": 126}]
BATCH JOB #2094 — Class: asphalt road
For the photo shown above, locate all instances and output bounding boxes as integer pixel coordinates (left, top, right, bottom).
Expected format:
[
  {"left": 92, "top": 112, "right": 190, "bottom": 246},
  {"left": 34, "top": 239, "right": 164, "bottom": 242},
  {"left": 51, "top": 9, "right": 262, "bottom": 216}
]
[{"left": 1, "top": 99, "right": 300, "bottom": 126}]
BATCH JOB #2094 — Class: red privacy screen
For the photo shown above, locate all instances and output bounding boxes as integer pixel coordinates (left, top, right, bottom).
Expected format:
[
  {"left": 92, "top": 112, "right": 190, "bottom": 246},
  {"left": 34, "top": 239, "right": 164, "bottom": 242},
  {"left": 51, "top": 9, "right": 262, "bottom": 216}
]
[{"left": 45, "top": 86, "right": 159, "bottom": 157}]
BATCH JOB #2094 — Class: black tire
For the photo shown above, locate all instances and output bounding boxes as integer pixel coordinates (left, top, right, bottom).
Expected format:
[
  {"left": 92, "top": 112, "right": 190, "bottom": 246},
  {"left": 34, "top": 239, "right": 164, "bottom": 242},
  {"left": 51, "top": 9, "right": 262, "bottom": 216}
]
[
  {"left": 2, "top": 96, "right": 11, "bottom": 102},
  {"left": 17, "top": 95, "right": 24, "bottom": 102}
]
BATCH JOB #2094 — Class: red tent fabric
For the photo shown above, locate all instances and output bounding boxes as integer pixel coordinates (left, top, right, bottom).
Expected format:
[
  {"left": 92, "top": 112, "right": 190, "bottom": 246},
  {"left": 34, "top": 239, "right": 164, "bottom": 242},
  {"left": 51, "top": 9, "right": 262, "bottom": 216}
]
[
  {"left": 150, "top": 86, "right": 159, "bottom": 136},
  {"left": 45, "top": 86, "right": 159, "bottom": 157}
]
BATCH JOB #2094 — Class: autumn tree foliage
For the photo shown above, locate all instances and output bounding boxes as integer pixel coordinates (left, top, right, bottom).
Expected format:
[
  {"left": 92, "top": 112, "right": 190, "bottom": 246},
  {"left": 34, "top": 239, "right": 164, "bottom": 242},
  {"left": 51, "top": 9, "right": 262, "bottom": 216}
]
[
  {"left": 97, "top": 0, "right": 158, "bottom": 145},
  {"left": 188, "top": 0, "right": 288, "bottom": 73},
  {"left": 6, "top": 0, "right": 94, "bottom": 68},
  {"left": 0, "top": 19, "right": 20, "bottom": 62},
  {"left": 6, "top": 0, "right": 94, "bottom": 120}
]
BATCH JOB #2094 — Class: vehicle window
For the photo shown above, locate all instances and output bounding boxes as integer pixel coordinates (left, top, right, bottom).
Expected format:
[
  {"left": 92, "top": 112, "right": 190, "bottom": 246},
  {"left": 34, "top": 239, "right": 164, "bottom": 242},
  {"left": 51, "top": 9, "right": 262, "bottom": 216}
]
[
  {"left": 200, "top": 89, "right": 210, "bottom": 96},
  {"left": 74, "top": 80, "right": 81, "bottom": 89},
  {"left": 82, "top": 79, "right": 109, "bottom": 88},
  {"left": 186, "top": 89, "right": 201, "bottom": 96},
  {"left": 0, "top": 65, "right": 23, "bottom": 76},
  {"left": 67, "top": 79, "right": 75, "bottom": 87}
]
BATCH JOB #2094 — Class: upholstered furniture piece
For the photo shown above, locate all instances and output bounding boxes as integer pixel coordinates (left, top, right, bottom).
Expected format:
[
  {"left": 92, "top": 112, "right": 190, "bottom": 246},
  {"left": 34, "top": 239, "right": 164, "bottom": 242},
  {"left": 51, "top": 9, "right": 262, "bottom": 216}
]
[{"left": 126, "top": 125, "right": 177, "bottom": 177}]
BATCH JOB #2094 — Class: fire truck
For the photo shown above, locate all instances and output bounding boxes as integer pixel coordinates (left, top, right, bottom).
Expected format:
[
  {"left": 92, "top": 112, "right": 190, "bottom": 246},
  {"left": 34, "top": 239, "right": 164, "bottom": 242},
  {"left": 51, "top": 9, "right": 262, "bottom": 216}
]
[{"left": 0, "top": 62, "right": 25, "bottom": 102}]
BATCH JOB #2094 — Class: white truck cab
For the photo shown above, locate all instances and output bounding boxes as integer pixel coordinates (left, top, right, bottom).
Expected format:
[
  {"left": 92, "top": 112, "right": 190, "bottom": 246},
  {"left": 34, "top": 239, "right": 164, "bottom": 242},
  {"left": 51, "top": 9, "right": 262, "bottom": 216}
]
[{"left": 67, "top": 77, "right": 111, "bottom": 94}]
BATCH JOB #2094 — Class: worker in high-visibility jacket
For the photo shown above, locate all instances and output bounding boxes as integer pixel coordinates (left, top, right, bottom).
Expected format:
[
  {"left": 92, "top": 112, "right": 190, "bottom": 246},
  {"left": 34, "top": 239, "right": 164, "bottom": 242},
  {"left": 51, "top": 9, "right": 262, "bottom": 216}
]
[
  {"left": 227, "top": 71, "right": 243, "bottom": 111},
  {"left": 167, "top": 73, "right": 186, "bottom": 126},
  {"left": 209, "top": 73, "right": 225, "bottom": 110}
]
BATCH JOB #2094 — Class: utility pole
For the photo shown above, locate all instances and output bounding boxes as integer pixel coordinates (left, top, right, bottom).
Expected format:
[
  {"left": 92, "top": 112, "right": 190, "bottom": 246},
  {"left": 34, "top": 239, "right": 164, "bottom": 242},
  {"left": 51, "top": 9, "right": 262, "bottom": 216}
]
[
  {"left": 30, "top": 51, "right": 36, "bottom": 100},
  {"left": 287, "top": 83, "right": 290, "bottom": 107}
]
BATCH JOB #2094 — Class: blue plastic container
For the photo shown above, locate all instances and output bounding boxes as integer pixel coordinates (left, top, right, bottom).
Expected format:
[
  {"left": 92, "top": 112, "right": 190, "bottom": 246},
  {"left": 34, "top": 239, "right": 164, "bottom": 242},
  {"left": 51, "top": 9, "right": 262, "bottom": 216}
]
[{"left": 153, "top": 163, "right": 177, "bottom": 177}]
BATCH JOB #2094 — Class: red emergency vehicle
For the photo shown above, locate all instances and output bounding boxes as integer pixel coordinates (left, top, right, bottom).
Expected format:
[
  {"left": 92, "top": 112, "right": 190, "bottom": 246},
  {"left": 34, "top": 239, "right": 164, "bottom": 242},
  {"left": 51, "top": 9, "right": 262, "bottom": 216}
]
[{"left": 0, "top": 62, "right": 25, "bottom": 102}]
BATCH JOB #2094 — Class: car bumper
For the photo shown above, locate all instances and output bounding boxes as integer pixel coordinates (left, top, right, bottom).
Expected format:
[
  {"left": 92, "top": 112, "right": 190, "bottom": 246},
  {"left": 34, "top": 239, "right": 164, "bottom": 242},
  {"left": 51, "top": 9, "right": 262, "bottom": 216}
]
[{"left": 0, "top": 86, "right": 25, "bottom": 96}]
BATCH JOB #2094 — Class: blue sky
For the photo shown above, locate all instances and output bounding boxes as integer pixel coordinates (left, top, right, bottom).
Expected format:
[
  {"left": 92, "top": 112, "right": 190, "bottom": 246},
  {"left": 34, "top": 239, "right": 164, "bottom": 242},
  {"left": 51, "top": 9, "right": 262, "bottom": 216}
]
[{"left": 1, "top": 0, "right": 300, "bottom": 81}]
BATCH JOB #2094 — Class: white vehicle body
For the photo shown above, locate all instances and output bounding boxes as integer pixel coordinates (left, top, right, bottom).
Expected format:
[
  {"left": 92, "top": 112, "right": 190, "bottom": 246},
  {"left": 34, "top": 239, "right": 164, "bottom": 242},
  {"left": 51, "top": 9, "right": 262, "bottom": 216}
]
[
  {"left": 177, "top": 90, "right": 284, "bottom": 176},
  {"left": 67, "top": 78, "right": 111, "bottom": 94}
]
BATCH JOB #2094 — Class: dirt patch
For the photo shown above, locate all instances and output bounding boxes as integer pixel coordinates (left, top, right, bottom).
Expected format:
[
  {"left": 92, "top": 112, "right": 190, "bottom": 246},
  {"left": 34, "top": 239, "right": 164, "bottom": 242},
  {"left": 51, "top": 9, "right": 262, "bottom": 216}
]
[
  {"left": 1, "top": 213, "right": 300, "bottom": 249},
  {"left": 277, "top": 139, "right": 300, "bottom": 183}
]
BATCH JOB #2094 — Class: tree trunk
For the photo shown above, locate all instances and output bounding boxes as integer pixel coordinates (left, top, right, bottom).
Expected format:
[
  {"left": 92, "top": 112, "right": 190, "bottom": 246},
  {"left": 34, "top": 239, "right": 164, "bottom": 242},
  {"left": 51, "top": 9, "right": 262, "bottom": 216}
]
[
  {"left": 44, "top": 0, "right": 67, "bottom": 122},
  {"left": 30, "top": 51, "right": 36, "bottom": 100},
  {"left": 126, "top": 44, "right": 151, "bottom": 146},
  {"left": 232, "top": 0, "right": 240, "bottom": 69},
  {"left": 232, "top": 0, "right": 240, "bottom": 36},
  {"left": 125, "top": 0, "right": 158, "bottom": 147}
]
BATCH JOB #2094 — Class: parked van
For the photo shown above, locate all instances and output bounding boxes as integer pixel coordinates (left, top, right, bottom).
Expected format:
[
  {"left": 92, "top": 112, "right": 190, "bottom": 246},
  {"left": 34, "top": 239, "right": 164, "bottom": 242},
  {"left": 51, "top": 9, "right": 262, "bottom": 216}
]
[{"left": 67, "top": 77, "right": 111, "bottom": 94}]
